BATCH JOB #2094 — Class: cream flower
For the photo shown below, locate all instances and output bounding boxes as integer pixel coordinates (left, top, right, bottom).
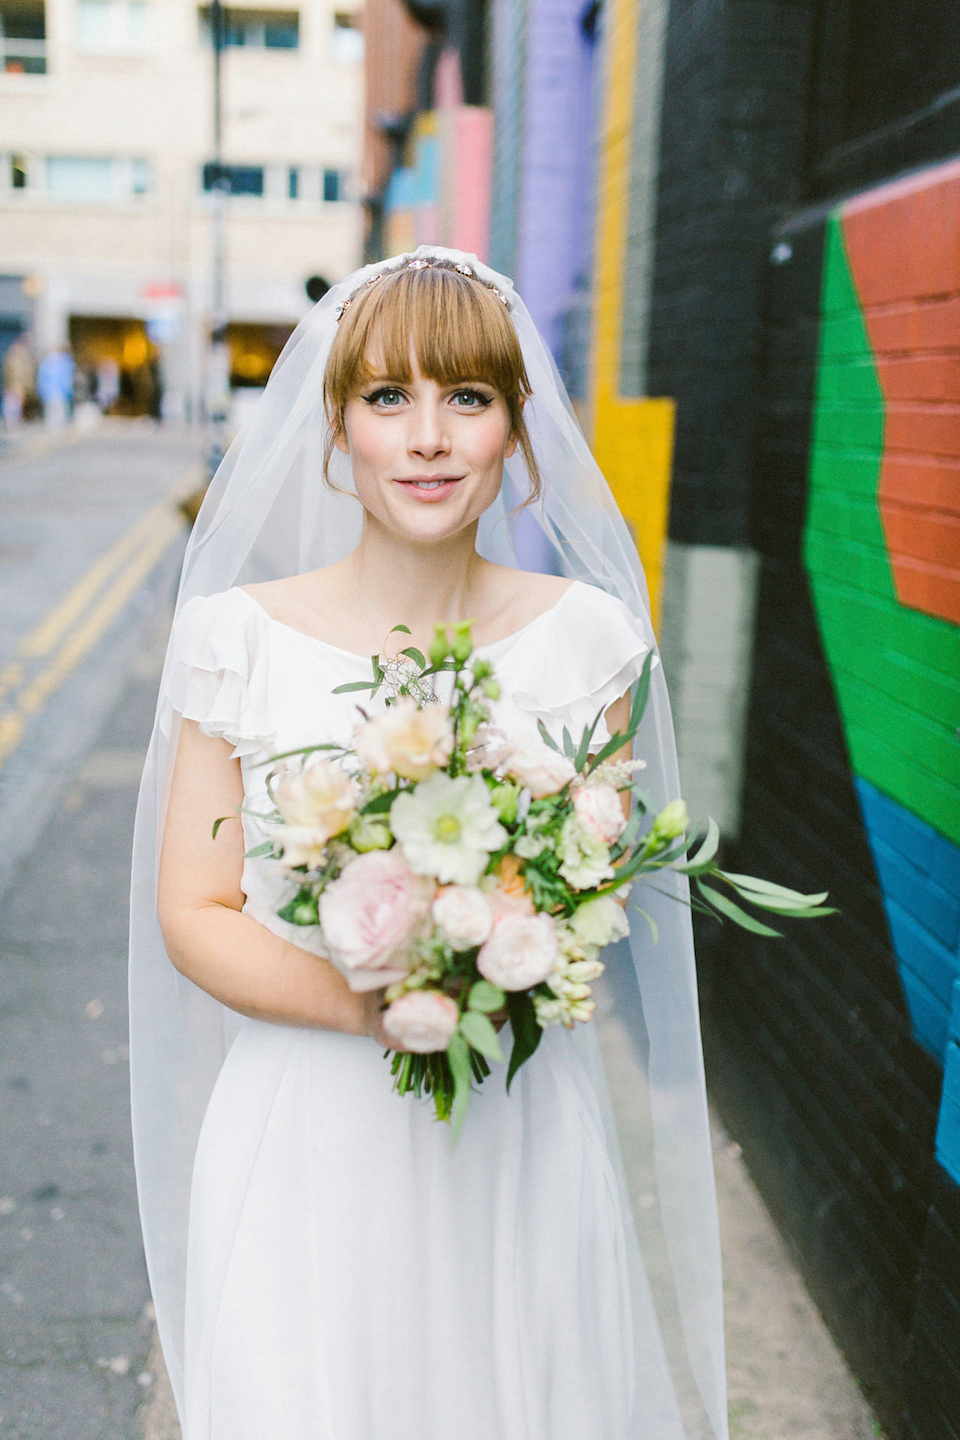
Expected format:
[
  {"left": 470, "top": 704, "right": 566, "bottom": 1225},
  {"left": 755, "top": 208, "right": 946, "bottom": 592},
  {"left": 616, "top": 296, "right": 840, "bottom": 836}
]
[
  {"left": 382, "top": 990, "right": 460, "bottom": 1053},
  {"left": 569, "top": 894, "right": 630, "bottom": 948},
  {"left": 432, "top": 886, "right": 494, "bottom": 951},
  {"left": 273, "top": 759, "right": 358, "bottom": 841},
  {"left": 501, "top": 734, "right": 576, "bottom": 798},
  {"left": 476, "top": 913, "right": 558, "bottom": 991},
  {"left": 572, "top": 782, "right": 627, "bottom": 845},
  {"left": 391, "top": 772, "right": 506, "bottom": 885},
  {"left": 277, "top": 826, "right": 330, "bottom": 871},
  {"left": 353, "top": 697, "right": 454, "bottom": 781},
  {"left": 557, "top": 815, "right": 615, "bottom": 891}
]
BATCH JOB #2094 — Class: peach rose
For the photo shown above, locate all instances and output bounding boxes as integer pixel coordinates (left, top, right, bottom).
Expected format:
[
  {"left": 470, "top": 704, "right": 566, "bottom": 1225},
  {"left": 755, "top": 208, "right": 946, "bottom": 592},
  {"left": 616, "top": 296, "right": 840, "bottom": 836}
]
[
  {"left": 353, "top": 697, "right": 454, "bottom": 781},
  {"left": 502, "top": 734, "right": 576, "bottom": 798}
]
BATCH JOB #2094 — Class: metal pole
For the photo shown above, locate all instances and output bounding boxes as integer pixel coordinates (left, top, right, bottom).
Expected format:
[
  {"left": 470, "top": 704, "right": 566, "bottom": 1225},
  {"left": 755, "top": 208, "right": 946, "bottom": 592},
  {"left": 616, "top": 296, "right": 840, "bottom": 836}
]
[{"left": 206, "top": 0, "right": 230, "bottom": 476}]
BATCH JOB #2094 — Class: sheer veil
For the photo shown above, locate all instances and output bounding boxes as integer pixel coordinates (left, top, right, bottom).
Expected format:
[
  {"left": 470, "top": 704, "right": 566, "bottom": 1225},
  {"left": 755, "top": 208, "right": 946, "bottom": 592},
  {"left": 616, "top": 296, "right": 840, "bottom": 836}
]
[{"left": 129, "top": 246, "right": 728, "bottom": 1439}]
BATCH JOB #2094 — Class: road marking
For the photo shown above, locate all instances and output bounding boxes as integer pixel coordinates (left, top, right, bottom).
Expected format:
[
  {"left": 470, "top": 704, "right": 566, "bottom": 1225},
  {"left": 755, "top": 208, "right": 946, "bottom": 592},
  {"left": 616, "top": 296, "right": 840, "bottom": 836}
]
[{"left": 0, "top": 466, "right": 201, "bottom": 770}]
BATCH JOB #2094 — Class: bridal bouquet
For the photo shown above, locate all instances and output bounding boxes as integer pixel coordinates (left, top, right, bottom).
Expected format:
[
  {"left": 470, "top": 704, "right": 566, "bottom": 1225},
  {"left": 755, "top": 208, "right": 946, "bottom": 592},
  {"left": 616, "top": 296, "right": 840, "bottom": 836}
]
[{"left": 230, "top": 623, "right": 830, "bottom": 1128}]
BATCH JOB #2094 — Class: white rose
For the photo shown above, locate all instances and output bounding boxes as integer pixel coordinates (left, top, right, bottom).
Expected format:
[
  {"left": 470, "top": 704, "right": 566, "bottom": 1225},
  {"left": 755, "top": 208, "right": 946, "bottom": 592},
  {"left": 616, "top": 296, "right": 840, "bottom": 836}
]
[
  {"left": 432, "top": 886, "right": 494, "bottom": 950},
  {"left": 573, "top": 783, "right": 626, "bottom": 845},
  {"left": 477, "top": 913, "right": 558, "bottom": 991},
  {"left": 354, "top": 697, "right": 454, "bottom": 781},
  {"left": 502, "top": 734, "right": 576, "bottom": 798},
  {"left": 382, "top": 990, "right": 460, "bottom": 1053},
  {"left": 273, "top": 759, "right": 357, "bottom": 841},
  {"left": 569, "top": 894, "right": 630, "bottom": 948}
]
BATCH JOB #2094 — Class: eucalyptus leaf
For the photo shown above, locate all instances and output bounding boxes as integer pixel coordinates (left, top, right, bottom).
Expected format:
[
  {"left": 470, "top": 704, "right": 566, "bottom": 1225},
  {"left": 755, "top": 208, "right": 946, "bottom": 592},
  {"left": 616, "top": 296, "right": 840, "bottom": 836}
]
[
  {"left": 253, "top": 742, "right": 345, "bottom": 765},
  {"left": 562, "top": 725, "right": 575, "bottom": 759},
  {"left": 628, "top": 901, "right": 659, "bottom": 944},
  {"left": 628, "top": 652, "right": 654, "bottom": 731},
  {"left": 243, "top": 840, "right": 276, "bottom": 859},
  {"left": 718, "top": 871, "right": 829, "bottom": 906},
  {"left": 536, "top": 719, "right": 560, "bottom": 753},
  {"left": 468, "top": 980, "right": 506, "bottom": 1013},
  {"left": 331, "top": 680, "right": 379, "bottom": 695},
  {"left": 683, "top": 818, "right": 720, "bottom": 871},
  {"left": 459, "top": 1011, "right": 505, "bottom": 1063},
  {"left": 401, "top": 646, "right": 427, "bottom": 669},
  {"left": 696, "top": 880, "right": 783, "bottom": 937},
  {"left": 447, "top": 1032, "right": 472, "bottom": 1136},
  {"left": 574, "top": 709, "right": 604, "bottom": 770}
]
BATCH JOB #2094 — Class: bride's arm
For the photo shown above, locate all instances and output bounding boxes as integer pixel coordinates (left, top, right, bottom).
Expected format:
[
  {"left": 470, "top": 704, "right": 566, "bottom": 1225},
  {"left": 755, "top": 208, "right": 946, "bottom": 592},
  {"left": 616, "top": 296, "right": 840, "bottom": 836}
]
[{"left": 158, "top": 718, "right": 394, "bottom": 1042}]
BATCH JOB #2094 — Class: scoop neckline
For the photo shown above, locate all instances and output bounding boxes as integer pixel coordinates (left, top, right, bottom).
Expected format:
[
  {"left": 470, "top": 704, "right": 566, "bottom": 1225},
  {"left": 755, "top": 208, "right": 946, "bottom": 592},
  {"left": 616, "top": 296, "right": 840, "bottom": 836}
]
[{"left": 233, "top": 580, "right": 582, "bottom": 662}]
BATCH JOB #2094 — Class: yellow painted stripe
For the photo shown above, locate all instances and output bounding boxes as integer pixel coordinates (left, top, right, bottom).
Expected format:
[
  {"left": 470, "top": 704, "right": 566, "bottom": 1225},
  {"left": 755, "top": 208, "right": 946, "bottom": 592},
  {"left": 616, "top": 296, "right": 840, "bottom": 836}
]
[{"left": 0, "top": 465, "right": 200, "bottom": 770}]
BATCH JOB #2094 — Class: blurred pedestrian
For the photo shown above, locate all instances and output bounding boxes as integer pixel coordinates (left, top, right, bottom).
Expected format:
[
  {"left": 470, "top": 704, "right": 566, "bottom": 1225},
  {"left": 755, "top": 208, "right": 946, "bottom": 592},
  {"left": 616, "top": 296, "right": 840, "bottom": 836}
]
[
  {"left": 36, "top": 344, "right": 75, "bottom": 429},
  {"left": 2, "top": 334, "right": 35, "bottom": 430},
  {"left": 96, "top": 357, "right": 120, "bottom": 414}
]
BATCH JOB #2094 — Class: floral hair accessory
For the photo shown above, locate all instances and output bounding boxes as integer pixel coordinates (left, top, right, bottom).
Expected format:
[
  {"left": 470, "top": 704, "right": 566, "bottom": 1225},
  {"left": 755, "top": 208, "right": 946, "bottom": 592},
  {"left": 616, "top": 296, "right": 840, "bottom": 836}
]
[{"left": 333, "top": 255, "right": 510, "bottom": 322}]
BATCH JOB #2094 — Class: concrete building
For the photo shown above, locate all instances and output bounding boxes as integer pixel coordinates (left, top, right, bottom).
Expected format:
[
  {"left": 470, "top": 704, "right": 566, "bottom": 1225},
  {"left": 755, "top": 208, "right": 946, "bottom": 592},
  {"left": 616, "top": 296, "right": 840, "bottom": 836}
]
[{"left": 0, "top": 0, "right": 364, "bottom": 421}]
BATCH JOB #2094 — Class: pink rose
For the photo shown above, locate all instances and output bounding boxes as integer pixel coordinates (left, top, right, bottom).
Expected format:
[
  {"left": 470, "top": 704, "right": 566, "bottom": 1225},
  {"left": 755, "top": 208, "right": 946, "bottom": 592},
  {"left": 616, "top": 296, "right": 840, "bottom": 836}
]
[
  {"left": 432, "top": 886, "right": 494, "bottom": 950},
  {"left": 477, "top": 913, "right": 558, "bottom": 991},
  {"left": 502, "top": 734, "right": 576, "bottom": 798},
  {"left": 319, "top": 849, "right": 434, "bottom": 992},
  {"left": 382, "top": 990, "right": 460, "bottom": 1053},
  {"left": 573, "top": 782, "right": 626, "bottom": 845}
]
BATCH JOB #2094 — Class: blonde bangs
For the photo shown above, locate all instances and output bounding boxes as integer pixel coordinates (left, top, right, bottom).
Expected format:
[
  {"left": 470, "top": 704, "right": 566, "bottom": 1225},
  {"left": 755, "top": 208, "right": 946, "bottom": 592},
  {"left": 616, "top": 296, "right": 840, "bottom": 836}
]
[{"left": 323, "top": 266, "right": 540, "bottom": 499}]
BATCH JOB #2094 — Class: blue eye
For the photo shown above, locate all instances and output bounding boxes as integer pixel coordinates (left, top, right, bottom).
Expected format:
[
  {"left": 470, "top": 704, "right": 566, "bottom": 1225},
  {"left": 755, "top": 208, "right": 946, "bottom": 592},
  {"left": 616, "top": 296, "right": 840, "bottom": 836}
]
[
  {"left": 452, "top": 389, "right": 493, "bottom": 408},
  {"left": 365, "top": 387, "right": 405, "bottom": 407}
]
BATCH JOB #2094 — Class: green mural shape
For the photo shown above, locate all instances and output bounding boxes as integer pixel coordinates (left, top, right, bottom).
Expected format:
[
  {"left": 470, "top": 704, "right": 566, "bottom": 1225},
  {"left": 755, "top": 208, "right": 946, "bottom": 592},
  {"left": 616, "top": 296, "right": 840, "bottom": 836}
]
[{"left": 804, "top": 215, "right": 960, "bottom": 847}]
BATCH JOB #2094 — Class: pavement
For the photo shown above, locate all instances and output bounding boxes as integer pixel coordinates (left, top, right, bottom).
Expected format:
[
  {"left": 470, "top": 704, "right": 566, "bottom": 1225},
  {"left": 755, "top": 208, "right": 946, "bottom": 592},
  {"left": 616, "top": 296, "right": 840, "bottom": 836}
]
[{"left": 0, "top": 422, "right": 882, "bottom": 1439}]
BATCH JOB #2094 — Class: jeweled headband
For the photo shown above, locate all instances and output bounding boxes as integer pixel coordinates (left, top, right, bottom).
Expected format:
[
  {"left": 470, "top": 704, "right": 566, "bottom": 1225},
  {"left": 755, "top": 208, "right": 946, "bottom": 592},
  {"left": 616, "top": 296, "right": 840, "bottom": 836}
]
[{"left": 333, "top": 255, "right": 511, "bottom": 322}]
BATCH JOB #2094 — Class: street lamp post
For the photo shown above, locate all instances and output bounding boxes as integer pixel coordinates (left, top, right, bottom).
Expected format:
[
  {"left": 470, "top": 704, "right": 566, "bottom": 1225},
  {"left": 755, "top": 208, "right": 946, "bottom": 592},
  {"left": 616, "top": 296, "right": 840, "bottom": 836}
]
[{"left": 206, "top": 0, "right": 230, "bottom": 476}]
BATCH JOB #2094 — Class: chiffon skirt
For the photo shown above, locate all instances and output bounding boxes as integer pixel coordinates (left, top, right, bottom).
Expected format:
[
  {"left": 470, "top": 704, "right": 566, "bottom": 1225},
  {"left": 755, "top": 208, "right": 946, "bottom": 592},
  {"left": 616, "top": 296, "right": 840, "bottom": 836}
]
[{"left": 182, "top": 1018, "right": 641, "bottom": 1440}]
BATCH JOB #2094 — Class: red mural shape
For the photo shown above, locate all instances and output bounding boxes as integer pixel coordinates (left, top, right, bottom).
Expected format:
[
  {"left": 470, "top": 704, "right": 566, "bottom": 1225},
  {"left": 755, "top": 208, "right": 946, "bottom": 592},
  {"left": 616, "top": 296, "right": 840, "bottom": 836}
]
[{"left": 843, "top": 160, "right": 960, "bottom": 626}]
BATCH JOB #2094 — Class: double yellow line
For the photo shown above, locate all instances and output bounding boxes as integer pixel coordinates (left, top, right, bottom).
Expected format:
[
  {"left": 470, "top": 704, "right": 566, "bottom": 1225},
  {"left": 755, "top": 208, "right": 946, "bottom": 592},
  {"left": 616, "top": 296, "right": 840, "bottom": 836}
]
[{"left": 0, "top": 467, "right": 202, "bottom": 770}]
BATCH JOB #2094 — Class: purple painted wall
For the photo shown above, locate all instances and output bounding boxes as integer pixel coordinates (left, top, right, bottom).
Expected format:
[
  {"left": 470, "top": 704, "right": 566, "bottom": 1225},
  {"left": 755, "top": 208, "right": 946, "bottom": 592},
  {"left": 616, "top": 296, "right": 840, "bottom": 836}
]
[{"left": 515, "top": 0, "right": 599, "bottom": 359}]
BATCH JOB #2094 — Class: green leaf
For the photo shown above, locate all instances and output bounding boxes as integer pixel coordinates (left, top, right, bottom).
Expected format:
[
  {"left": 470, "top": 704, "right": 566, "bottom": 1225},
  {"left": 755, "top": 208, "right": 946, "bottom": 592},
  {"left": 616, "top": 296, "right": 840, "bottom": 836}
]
[
  {"left": 243, "top": 840, "right": 276, "bottom": 859},
  {"left": 536, "top": 719, "right": 560, "bottom": 753},
  {"left": 562, "top": 725, "right": 575, "bottom": 759},
  {"left": 360, "top": 790, "right": 397, "bottom": 815},
  {"left": 253, "top": 742, "right": 345, "bottom": 766},
  {"left": 574, "top": 709, "right": 604, "bottom": 770},
  {"left": 680, "top": 818, "right": 720, "bottom": 873},
  {"left": 628, "top": 901, "right": 659, "bottom": 944},
  {"left": 211, "top": 814, "right": 232, "bottom": 840},
  {"left": 628, "top": 652, "right": 655, "bottom": 731},
  {"left": 696, "top": 880, "right": 783, "bottom": 937},
  {"left": 400, "top": 646, "right": 427, "bottom": 669},
  {"left": 447, "top": 1032, "right": 472, "bottom": 1136},
  {"left": 468, "top": 980, "right": 506, "bottom": 1013},
  {"left": 459, "top": 1011, "right": 505, "bottom": 1063},
  {"left": 390, "top": 624, "right": 412, "bottom": 635},
  {"left": 332, "top": 680, "right": 380, "bottom": 695},
  {"left": 717, "top": 871, "right": 829, "bottom": 907},
  {"left": 506, "top": 990, "right": 543, "bottom": 1091}
]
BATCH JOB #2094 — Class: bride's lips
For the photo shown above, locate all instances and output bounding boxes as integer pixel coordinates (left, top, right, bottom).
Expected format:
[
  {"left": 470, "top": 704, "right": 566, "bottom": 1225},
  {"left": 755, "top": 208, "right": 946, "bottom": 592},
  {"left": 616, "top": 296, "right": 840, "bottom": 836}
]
[{"left": 394, "top": 474, "right": 465, "bottom": 502}]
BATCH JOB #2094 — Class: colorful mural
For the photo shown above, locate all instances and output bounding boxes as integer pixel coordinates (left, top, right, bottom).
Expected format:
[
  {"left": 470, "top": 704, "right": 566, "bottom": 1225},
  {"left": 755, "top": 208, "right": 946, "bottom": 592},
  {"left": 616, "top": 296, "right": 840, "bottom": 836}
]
[{"left": 804, "top": 164, "right": 960, "bottom": 1185}]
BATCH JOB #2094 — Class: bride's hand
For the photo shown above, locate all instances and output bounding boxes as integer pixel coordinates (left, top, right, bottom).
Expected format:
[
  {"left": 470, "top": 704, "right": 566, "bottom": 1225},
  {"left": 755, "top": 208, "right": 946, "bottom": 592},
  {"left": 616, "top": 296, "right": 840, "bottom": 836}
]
[{"left": 357, "top": 989, "right": 410, "bottom": 1052}]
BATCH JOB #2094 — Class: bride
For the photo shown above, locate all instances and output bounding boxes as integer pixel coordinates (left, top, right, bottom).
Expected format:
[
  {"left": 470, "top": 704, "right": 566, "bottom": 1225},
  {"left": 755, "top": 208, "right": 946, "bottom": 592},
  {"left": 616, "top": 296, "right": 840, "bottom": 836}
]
[{"left": 130, "top": 249, "right": 729, "bottom": 1440}]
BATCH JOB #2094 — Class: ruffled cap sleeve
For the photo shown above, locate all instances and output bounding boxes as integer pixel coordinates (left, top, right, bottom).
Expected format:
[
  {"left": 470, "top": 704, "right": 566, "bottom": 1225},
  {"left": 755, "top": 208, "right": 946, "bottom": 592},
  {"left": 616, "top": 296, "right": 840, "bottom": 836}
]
[
  {"left": 167, "top": 590, "right": 275, "bottom": 758},
  {"left": 508, "top": 583, "right": 656, "bottom": 746}
]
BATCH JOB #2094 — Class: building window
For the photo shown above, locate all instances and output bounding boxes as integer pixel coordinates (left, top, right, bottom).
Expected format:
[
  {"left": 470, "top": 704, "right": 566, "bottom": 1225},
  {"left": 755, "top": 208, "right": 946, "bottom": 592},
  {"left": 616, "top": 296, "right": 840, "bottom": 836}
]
[
  {"left": 200, "top": 7, "right": 299, "bottom": 50},
  {"left": 202, "top": 162, "right": 264, "bottom": 196},
  {"left": 323, "top": 168, "right": 346, "bottom": 203},
  {"left": 288, "top": 167, "right": 298, "bottom": 200},
  {"left": 44, "top": 155, "right": 150, "bottom": 201},
  {"left": 0, "top": 1, "right": 46, "bottom": 74},
  {"left": 331, "top": 10, "right": 363, "bottom": 63},
  {"left": 76, "top": 0, "right": 149, "bottom": 51},
  {"left": 11, "top": 152, "right": 28, "bottom": 187}
]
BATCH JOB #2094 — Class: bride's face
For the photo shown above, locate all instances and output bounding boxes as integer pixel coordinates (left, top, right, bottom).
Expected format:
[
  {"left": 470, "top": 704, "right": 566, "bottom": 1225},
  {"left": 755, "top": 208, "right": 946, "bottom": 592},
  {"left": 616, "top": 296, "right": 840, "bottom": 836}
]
[{"left": 335, "top": 361, "right": 518, "bottom": 543}]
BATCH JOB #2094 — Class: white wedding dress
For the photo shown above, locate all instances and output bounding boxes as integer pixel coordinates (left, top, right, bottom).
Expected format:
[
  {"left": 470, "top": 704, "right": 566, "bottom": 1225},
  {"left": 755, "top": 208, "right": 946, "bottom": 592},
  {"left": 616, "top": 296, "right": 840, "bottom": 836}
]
[{"left": 168, "top": 579, "right": 681, "bottom": 1440}]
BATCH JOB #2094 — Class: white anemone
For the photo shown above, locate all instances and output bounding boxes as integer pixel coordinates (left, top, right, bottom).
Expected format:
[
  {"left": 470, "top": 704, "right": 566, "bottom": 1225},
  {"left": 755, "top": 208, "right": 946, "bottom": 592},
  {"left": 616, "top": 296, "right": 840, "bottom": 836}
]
[{"left": 391, "top": 772, "right": 506, "bottom": 885}]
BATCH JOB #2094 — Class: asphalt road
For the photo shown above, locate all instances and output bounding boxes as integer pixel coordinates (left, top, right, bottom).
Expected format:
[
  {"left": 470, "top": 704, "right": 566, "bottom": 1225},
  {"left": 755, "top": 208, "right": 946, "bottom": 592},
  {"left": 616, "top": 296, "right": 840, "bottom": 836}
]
[{"left": 0, "top": 423, "right": 193, "bottom": 1439}]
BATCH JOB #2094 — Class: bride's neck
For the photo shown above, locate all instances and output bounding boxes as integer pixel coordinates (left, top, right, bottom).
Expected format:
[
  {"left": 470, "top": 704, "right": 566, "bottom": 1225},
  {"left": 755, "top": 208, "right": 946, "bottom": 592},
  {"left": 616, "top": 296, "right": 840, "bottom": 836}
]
[{"left": 349, "top": 521, "right": 483, "bottom": 644}]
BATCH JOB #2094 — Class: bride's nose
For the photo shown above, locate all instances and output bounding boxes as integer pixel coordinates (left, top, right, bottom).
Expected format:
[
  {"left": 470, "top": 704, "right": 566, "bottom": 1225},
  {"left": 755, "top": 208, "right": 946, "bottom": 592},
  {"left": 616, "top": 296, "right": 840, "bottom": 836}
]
[{"left": 407, "top": 401, "right": 450, "bottom": 459}]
